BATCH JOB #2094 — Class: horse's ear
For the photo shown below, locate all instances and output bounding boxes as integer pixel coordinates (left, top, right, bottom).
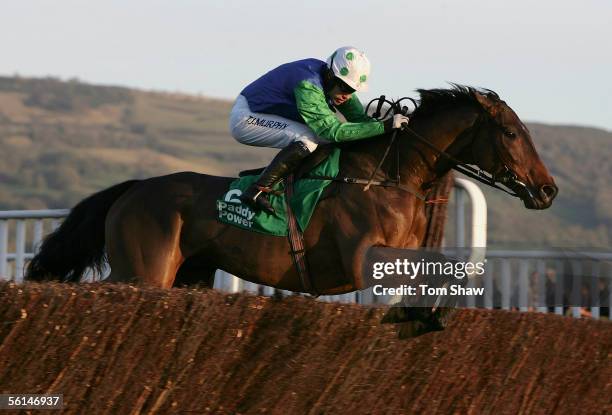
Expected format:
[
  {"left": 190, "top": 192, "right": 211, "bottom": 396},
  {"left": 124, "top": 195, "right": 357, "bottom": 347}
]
[{"left": 474, "top": 91, "right": 499, "bottom": 117}]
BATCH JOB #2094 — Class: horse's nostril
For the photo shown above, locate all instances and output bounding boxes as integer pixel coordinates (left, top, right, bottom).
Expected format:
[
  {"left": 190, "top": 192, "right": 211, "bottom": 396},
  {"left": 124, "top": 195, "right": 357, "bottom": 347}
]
[{"left": 540, "top": 184, "right": 558, "bottom": 201}]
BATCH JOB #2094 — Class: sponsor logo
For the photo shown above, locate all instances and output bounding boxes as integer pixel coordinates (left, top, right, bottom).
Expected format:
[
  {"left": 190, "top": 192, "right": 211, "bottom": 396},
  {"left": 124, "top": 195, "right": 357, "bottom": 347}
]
[
  {"left": 224, "top": 189, "right": 242, "bottom": 203},
  {"left": 217, "top": 189, "right": 256, "bottom": 228}
]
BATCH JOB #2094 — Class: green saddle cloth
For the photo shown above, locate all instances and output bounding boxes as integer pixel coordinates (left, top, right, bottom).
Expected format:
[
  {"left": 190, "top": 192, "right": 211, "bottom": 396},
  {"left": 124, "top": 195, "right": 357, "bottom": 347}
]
[{"left": 216, "top": 147, "right": 341, "bottom": 236}]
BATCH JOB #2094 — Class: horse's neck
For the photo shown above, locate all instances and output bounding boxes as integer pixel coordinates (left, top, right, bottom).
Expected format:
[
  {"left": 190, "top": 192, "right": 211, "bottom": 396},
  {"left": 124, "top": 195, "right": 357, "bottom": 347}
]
[
  {"left": 339, "top": 106, "right": 478, "bottom": 190},
  {"left": 398, "top": 107, "right": 479, "bottom": 188}
]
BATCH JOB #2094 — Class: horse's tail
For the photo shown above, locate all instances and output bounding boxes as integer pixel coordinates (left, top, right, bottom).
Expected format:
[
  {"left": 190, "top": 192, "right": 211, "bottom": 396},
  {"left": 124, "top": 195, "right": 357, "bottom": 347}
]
[{"left": 25, "top": 180, "right": 140, "bottom": 282}]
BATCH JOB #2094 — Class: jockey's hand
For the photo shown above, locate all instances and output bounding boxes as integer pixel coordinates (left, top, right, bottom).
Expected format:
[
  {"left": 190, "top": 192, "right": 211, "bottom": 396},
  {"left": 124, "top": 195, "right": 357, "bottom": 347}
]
[
  {"left": 393, "top": 114, "right": 410, "bottom": 129},
  {"left": 384, "top": 114, "right": 410, "bottom": 132}
]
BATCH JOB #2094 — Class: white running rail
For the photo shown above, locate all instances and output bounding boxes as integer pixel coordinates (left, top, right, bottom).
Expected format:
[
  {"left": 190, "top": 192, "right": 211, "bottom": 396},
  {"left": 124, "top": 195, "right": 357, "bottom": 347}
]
[{"left": 2, "top": 180, "right": 609, "bottom": 319}]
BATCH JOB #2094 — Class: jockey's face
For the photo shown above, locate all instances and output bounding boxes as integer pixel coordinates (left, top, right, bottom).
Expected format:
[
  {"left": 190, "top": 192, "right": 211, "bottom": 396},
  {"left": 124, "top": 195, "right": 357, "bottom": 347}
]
[
  {"left": 328, "top": 77, "right": 356, "bottom": 106},
  {"left": 330, "top": 87, "right": 352, "bottom": 106}
]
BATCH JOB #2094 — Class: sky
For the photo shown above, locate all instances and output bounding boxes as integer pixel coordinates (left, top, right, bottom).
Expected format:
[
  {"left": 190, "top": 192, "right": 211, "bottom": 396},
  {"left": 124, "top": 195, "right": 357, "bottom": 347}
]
[{"left": 2, "top": 0, "right": 611, "bottom": 130}]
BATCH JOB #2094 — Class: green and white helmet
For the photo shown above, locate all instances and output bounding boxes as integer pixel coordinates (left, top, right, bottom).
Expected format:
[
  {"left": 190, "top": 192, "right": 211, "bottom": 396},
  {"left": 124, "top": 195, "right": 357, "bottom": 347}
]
[{"left": 326, "top": 46, "right": 371, "bottom": 92}]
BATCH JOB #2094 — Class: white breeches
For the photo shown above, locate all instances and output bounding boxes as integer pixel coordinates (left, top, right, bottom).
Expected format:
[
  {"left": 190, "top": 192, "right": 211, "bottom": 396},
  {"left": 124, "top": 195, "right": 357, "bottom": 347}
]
[{"left": 229, "top": 95, "right": 323, "bottom": 152}]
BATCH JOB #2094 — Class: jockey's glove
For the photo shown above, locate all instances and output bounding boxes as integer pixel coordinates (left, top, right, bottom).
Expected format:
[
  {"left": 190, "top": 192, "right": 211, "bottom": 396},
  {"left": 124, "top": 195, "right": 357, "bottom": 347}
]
[{"left": 383, "top": 114, "right": 410, "bottom": 132}]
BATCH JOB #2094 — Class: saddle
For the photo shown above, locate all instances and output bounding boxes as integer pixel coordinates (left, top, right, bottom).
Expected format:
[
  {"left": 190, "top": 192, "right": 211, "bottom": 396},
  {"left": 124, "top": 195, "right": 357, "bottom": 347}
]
[{"left": 238, "top": 145, "right": 336, "bottom": 180}]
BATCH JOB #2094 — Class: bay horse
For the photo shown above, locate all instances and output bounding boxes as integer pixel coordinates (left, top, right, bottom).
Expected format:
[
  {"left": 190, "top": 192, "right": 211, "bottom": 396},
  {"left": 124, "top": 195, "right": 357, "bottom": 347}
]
[{"left": 26, "top": 86, "right": 558, "bottom": 296}]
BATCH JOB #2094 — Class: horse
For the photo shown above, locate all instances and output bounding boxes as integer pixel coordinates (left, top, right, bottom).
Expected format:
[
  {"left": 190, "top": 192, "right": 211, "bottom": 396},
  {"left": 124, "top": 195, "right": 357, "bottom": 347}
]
[{"left": 26, "top": 85, "right": 558, "bottom": 298}]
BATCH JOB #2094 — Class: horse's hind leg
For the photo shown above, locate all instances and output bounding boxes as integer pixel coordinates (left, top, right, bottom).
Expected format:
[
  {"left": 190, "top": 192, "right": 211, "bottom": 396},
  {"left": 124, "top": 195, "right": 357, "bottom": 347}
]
[
  {"left": 173, "top": 256, "right": 216, "bottom": 288},
  {"left": 106, "top": 209, "right": 184, "bottom": 289}
]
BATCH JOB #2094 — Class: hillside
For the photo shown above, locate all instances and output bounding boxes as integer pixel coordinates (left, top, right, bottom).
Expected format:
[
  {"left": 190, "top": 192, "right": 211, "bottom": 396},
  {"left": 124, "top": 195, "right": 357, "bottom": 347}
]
[
  {"left": 0, "top": 76, "right": 275, "bottom": 209},
  {"left": 1, "top": 282, "right": 610, "bottom": 414},
  {"left": 477, "top": 122, "right": 612, "bottom": 247},
  {"left": 0, "top": 75, "right": 610, "bottom": 246}
]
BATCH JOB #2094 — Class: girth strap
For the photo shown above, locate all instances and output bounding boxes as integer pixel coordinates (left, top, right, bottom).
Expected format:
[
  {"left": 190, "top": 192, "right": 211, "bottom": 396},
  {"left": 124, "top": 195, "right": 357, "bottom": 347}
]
[
  {"left": 307, "top": 174, "right": 427, "bottom": 200},
  {"left": 284, "top": 174, "right": 318, "bottom": 296}
]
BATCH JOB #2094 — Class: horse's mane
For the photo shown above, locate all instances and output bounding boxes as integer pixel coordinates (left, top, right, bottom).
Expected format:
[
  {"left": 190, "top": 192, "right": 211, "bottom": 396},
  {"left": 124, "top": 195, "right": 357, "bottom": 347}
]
[
  {"left": 336, "top": 84, "right": 500, "bottom": 152},
  {"left": 411, "top": 84, "right": 500, "bottom": 120}
]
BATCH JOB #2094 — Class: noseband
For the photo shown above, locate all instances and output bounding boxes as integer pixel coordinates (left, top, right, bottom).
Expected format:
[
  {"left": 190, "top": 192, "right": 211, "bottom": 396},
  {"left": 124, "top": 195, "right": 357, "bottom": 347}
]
[
  {"left": 388, "top": 97, "right": 530, "bottom": 200},
  {"left": 468, "top": 112, "right": 536, "bottom": 201}
]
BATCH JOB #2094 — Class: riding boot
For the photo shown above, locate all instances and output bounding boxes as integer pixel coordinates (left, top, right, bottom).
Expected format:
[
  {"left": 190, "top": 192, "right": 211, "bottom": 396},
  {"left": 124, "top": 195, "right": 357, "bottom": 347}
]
[{"left": 240, "top": 141, "right": 311, "bottom": 215}]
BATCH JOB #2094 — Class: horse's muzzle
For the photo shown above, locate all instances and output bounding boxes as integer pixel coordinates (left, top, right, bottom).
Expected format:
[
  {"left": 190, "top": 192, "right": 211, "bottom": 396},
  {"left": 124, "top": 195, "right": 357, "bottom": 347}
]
[
  {"left": 537, "top": 183, "right": 558, "bottom": 208},
  {"left": 521, "top": 182, "right": 558, "bottom": 210}
]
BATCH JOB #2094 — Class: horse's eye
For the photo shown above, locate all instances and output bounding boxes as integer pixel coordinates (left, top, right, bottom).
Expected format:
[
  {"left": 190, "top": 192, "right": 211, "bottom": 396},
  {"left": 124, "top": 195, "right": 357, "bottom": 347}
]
[{"left": 504, "top": 129, "right": 516, "bottom": 138}]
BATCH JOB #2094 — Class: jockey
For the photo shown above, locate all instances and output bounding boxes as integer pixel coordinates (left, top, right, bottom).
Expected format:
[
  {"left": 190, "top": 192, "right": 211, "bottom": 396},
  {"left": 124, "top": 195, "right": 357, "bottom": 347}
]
[{"left": 229, "top": 46, "right": 408, "bottom": 214}]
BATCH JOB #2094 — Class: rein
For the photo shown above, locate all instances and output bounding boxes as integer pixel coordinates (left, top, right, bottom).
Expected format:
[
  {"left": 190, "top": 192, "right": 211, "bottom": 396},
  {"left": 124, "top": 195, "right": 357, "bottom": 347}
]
[
  {"left": 309, "top": 95, "right": 527, "bottom": 201},
  {"left": 308, "top": 96, "right": 428, "bottom": 201},
  {"left": 402, "top": 119, "right": 521, "bottom": 198}
]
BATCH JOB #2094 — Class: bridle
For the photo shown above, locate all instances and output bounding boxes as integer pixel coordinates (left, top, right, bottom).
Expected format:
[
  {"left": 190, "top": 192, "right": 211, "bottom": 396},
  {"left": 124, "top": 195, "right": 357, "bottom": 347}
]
[
  {"left": 439, "top": 101, "right": 535, "bottom": 201},
  {"left": 310, "top": 95, "right": 533, "bottom": 202}
]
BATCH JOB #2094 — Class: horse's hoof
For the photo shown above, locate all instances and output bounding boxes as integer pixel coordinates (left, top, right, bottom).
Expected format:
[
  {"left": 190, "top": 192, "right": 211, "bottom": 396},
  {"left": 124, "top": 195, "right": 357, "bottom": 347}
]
[
  {"left": 380, "top": 307, "right": 404, "bottom": 324},
  {"left": 396, "top": 320, "right": 444, "bottom": 339},
  {"left": 382, "top": 307, "right": 459, "bottom": 339},
  {"left": 380, "top": 306, "right": 429, "bottom": 324}
]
